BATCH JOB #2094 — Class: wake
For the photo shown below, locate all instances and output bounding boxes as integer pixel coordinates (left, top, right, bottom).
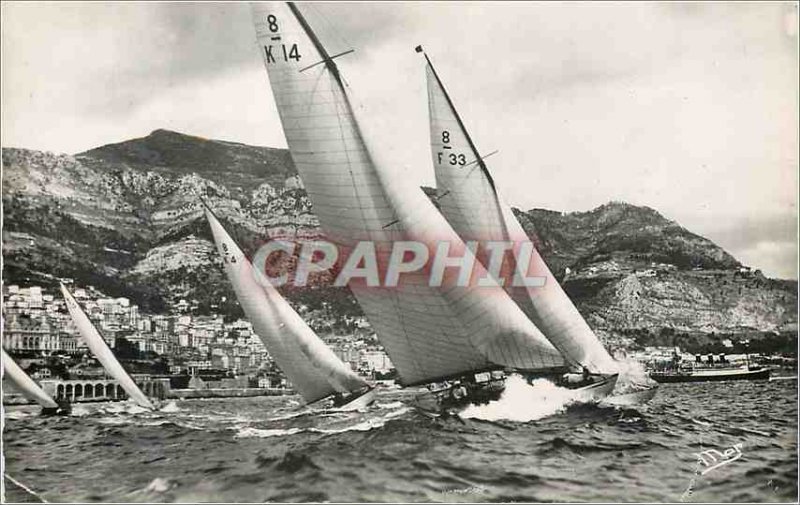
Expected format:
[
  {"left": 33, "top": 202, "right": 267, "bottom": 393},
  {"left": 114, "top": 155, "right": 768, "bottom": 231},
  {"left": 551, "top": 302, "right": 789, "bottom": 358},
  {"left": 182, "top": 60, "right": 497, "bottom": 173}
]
[
  {"left": 459, "top": 375, "right": 579, "bottom": 422},
  {"left": 612, "top": 357, "right": 658, "bottom": 394}
]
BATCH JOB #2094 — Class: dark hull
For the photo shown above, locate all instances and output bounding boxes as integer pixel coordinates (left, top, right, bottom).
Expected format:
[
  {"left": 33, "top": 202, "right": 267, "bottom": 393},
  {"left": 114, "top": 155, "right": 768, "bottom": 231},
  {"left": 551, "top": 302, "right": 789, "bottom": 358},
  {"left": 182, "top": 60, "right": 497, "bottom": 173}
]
[
  {"left": 331, "top": 387, "right": 377, "bottom": 411},
  {"left": 650, "top": 368, "right": 770, "bottom": 383},
  {"left": 411, "top": 380, "right": 505, "bottom": 417}
]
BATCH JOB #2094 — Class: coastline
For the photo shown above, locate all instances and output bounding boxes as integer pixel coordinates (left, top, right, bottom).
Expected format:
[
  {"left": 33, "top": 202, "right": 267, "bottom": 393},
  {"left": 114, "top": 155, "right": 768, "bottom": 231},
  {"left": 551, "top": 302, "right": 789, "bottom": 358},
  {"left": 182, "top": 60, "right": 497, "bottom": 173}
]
[{"left": 2, "top": 387, "right": 294, "bottom": 406}]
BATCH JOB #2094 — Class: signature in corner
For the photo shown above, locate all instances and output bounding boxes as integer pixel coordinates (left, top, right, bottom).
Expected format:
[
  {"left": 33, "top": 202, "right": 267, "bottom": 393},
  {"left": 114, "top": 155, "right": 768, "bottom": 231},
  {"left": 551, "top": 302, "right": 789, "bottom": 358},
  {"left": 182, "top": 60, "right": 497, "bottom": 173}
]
[{"left": 694, "top": 442, "right": 744, "bottom": 475}]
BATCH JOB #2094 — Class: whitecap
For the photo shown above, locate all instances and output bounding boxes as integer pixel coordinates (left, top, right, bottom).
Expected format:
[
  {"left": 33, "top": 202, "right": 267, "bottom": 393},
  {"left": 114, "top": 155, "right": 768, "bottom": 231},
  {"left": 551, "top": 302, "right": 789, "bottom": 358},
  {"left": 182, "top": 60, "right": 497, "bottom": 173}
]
[
  {"left": 69, "top": 405, "right": 92, "bottom": 417},
  {"left": 144, "top": 477, "right": 178, "bottom": 493},
  {"left": 460, "top": 375, "right": 576, "bottom": 422},
  {"left": 3, "top": 410, "right": 34, "bottom": 420},
  {"left": 235, "top": 426, "right": 304, "bottom": 438},
  {"left": 691, "top": 418, "right": 712, "bottom": 427},
  {"left": 159, "top": 401, "right": 180, "bottom": 413},
  {"left": 376, "top": 401, "right": 404, "bottom": 410},
  {"left": 311, "top": 417, "right": 385, "bottom": 434},
  {"left": 611, "top": 357, "right": 659, "bottom": 394}
]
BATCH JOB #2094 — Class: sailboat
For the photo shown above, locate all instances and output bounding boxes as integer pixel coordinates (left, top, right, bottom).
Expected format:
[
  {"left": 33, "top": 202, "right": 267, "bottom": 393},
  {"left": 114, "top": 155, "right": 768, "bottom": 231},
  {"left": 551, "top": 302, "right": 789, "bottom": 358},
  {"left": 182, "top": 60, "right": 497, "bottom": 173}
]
[
  {"left": 418, "top": 47, "right": 623, "bottom": 401},
  {"left": 2, "top": 348, "right": 68, "bottom": 415},
  {"left": 60, "top": 284, "right": 156, "bottom": 410},
  {"left": 201, "top": 201, "right": 375, "bottom": 410},
  {"left": 250, "top": 2, "right": 566, "bottom": 415}
]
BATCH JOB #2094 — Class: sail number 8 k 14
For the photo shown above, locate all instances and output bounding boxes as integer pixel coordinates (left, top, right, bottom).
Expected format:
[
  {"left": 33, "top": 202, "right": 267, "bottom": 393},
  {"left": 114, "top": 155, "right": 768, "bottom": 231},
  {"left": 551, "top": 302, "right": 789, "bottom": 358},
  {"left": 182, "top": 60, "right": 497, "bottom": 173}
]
[{"left": 263, "top": 14, "right": 301, "bottom": 63}]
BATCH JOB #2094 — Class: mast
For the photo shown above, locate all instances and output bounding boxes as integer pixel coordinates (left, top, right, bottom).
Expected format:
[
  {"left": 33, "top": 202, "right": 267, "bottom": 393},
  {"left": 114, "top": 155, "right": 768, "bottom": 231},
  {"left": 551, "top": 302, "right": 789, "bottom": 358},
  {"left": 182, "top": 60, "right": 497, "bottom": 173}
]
[
  {"left": 250, "top": 2, "right": 565, "bottom": 386},
  {"left": 420, "top": 46, "right": 618, "bottom": 374},
  {"left": 2, "top": 348, "right": 59, "bottom": 409},
  {"left": 287, "top": 2, "right": 344, "bottom": 85},
  {"left": 60, "top": 284, "right": 154, "bottom": 409},
  {"left": 202, "top": 202, "right": 369, "bottom": 404}
]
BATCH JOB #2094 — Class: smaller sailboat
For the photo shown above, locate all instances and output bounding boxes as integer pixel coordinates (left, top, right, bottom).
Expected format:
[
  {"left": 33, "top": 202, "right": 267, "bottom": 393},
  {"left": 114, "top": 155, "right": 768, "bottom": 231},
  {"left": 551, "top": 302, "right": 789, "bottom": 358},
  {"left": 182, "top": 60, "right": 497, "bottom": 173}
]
[
  {"left": 60, "top": 284, "right": 156, "bottom": 410},
  {"left": 201, "top": 200, "right": 375, "bottom": 411},
  {"left": 2, "top": 348, "right": 69, "bottom": 415}
]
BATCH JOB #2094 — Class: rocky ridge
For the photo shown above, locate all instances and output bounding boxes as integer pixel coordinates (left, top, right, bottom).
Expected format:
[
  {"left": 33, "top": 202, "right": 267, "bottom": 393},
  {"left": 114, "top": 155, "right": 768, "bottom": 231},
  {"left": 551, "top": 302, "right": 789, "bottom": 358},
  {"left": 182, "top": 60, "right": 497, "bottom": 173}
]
[{"left": 3, "top": 130, "right": 796, "bottom": 349}]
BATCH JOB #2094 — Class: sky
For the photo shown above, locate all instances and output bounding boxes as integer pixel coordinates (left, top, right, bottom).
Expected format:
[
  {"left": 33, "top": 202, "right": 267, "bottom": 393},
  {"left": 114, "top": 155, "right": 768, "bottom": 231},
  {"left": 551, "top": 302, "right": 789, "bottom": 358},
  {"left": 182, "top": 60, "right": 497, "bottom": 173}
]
[{"left": 2, "top": 2, "right": 798, "bottom": 279}]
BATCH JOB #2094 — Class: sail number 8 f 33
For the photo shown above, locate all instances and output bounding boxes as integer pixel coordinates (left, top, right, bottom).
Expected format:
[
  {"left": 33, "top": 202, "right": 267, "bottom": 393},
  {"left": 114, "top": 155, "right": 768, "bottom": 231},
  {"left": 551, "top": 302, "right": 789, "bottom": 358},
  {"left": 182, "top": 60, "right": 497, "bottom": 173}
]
[
  {"left": 263, "top": 15, "right": 301, "bottom": 64},
  {"left": 437, "top": 130, "right": 466, "bottom": 166}
]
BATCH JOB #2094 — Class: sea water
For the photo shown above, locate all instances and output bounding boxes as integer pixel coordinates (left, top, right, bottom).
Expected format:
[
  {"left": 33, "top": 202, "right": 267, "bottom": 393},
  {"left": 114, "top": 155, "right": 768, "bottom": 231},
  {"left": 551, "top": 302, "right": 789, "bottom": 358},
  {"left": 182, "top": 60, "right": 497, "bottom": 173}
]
[{"left": 2, "top": 377, "right": 796, "bottom": 502}]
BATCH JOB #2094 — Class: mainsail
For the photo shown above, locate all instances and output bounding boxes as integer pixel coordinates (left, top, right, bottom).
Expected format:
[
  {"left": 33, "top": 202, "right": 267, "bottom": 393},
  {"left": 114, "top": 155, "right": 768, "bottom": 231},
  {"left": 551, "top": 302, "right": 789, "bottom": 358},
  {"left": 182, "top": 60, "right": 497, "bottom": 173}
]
[
  {"left": 203, "top": 204, "right": 368, "bottom": 404},
  {"left": 2, "top": 348, "right": 59, "bottom": 409},
  {"left": 250, "top": 2, "right": 564, "bottom": 387},
  {"left": 60, "top": 284, "right": 154, "bottom": 409},
  {"left": 421, "top": 49, "right": 618, "bottom": 374}
]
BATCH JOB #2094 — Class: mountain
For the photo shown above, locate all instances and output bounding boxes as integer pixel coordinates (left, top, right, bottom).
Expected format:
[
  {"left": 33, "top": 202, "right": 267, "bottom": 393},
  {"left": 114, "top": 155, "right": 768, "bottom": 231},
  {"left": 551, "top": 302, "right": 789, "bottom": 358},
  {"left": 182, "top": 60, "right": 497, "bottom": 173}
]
[
  {"left": 3, "top": 130, "right": 796, "bottom": 350},
  {"left": 512, "top": 204, "right": 795, "bottom": 347},
  {"left": 80, "top": 129, "right": 296, "bottom": 201}
]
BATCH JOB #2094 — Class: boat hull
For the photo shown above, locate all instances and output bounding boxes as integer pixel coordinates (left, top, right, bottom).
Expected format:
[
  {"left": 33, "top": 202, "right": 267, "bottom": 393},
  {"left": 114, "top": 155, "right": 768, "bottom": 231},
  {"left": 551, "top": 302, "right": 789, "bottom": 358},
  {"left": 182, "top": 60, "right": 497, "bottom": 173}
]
[
  {"left": 650, "top": 367, "right": 770, "bottom": 383},
  {"left": 569, "top": 374, "right": 619, "bottom": 403},
  {"left": 334, "top": 388, "right": 378, "bottom": 412},
  {"left": 410, "top": 377, "right": 505, "bottom": 418}
]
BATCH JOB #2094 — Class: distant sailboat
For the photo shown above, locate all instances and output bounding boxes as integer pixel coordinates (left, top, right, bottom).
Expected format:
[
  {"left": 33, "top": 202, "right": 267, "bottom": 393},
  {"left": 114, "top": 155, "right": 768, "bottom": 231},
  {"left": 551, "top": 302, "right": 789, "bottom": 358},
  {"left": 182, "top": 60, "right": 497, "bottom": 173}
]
[
  {"left": 250, "top": 2, "right": 565, "bottom": 413},
  {"left": 418, "top": 47, "right": 620, "bottom": 400},
  {"left": 60, "top": 284, "right": 155, "bottom": 409},
  {"left": 202, "top": 202, "right": 375, "bottom": 410},
  {"left": 2, "top": 348, "right": 66, "bottom": 415}
]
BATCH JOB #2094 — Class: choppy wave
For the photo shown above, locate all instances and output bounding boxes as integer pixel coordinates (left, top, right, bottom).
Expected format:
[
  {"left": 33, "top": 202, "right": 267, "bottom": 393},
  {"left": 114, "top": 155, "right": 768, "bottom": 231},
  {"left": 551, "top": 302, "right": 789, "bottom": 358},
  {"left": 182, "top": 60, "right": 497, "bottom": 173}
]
[
  {"left": 2, "top": 380, "right": 796, "bottom": 503},
  {"left": 376, "top": 401, "right": 404, "bottom": 410},
  {"left": 235, "top": 427, "right": 304, "bottom": 439},
  {"left": 3, "top": 410, "right": 35, "bottom": 420},
  {"left": 69, "top": 405, "right": 92, "bottom": 417},
  {"left": 159, "top": 401, "right": 181, "bottom": 413}
]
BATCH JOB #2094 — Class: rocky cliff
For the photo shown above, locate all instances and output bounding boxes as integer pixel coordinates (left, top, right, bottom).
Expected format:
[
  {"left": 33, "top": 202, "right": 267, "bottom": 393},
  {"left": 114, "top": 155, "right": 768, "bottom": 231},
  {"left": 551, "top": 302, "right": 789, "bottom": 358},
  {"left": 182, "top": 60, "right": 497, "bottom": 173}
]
[{"left": 3, "top": 130, "right": 796, "bottom": 349}]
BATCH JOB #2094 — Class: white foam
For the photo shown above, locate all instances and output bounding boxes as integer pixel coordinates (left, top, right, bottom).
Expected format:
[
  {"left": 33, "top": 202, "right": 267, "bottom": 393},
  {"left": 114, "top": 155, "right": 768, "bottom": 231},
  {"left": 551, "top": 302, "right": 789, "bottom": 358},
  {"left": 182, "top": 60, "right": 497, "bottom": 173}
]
[
  {"left": 383, "top": 406, "right": 411, "bottom": 419},
  {"left": 69, "top": 405, "right": 92, "bottom": 417},
  {"left": 3, "top": 410, "right": 34, "bottom": 420},
  {"left": 311, "top": 417, "right": 385, "bottom": 434},
  {"left": 97, "top": 416, "right": 130, "bottom": 425},
  {"left": 235, "top": 427, "right": 304, "bottom": 438},
  {"left": 376, "top": 401, "right": 404, "bottom": 410},
  {"left": 144, "top": 477, "right": 177, "bottom": 493},
  {"left": 159, "top": 401, "right": 180, "bottom": 413},
  {"left": 95, "top": 401, "right": 150, "bottom": 416},
  {"left": 459, "top": 375, "right": 576, "bottom": 422},
  {"left": 265, "top": 409, "right": 319, "bottom": 422},
  {"left": 612, "top": 358, "right": 658, "bottom": 394}
]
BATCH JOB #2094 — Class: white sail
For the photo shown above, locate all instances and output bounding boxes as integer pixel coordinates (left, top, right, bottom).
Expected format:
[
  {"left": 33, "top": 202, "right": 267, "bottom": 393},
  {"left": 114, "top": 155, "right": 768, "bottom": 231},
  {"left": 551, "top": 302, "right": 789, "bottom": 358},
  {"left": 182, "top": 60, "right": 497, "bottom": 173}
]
[
  {"left": 60, "top": 284, "right": 154, "bottom": 409},
  {"left": 2, "top": 348, "right": 59, "bottom": 409},
  {"left": 250, "top": 2, "right": 564, "bottom": 387},
  {"left": 423, "top": 52, "right": 618, "bottom": 374},
  {"left": 203, "top": 205, "right": 368, "bottom": 403}
]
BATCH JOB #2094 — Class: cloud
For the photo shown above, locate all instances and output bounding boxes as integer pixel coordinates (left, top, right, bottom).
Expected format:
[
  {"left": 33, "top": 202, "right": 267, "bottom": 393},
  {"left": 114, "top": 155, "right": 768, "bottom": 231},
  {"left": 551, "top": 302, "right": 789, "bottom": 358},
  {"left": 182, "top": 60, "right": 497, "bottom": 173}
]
[{"left": 691, "top": 211, "right": 798, "bottom": 279}]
